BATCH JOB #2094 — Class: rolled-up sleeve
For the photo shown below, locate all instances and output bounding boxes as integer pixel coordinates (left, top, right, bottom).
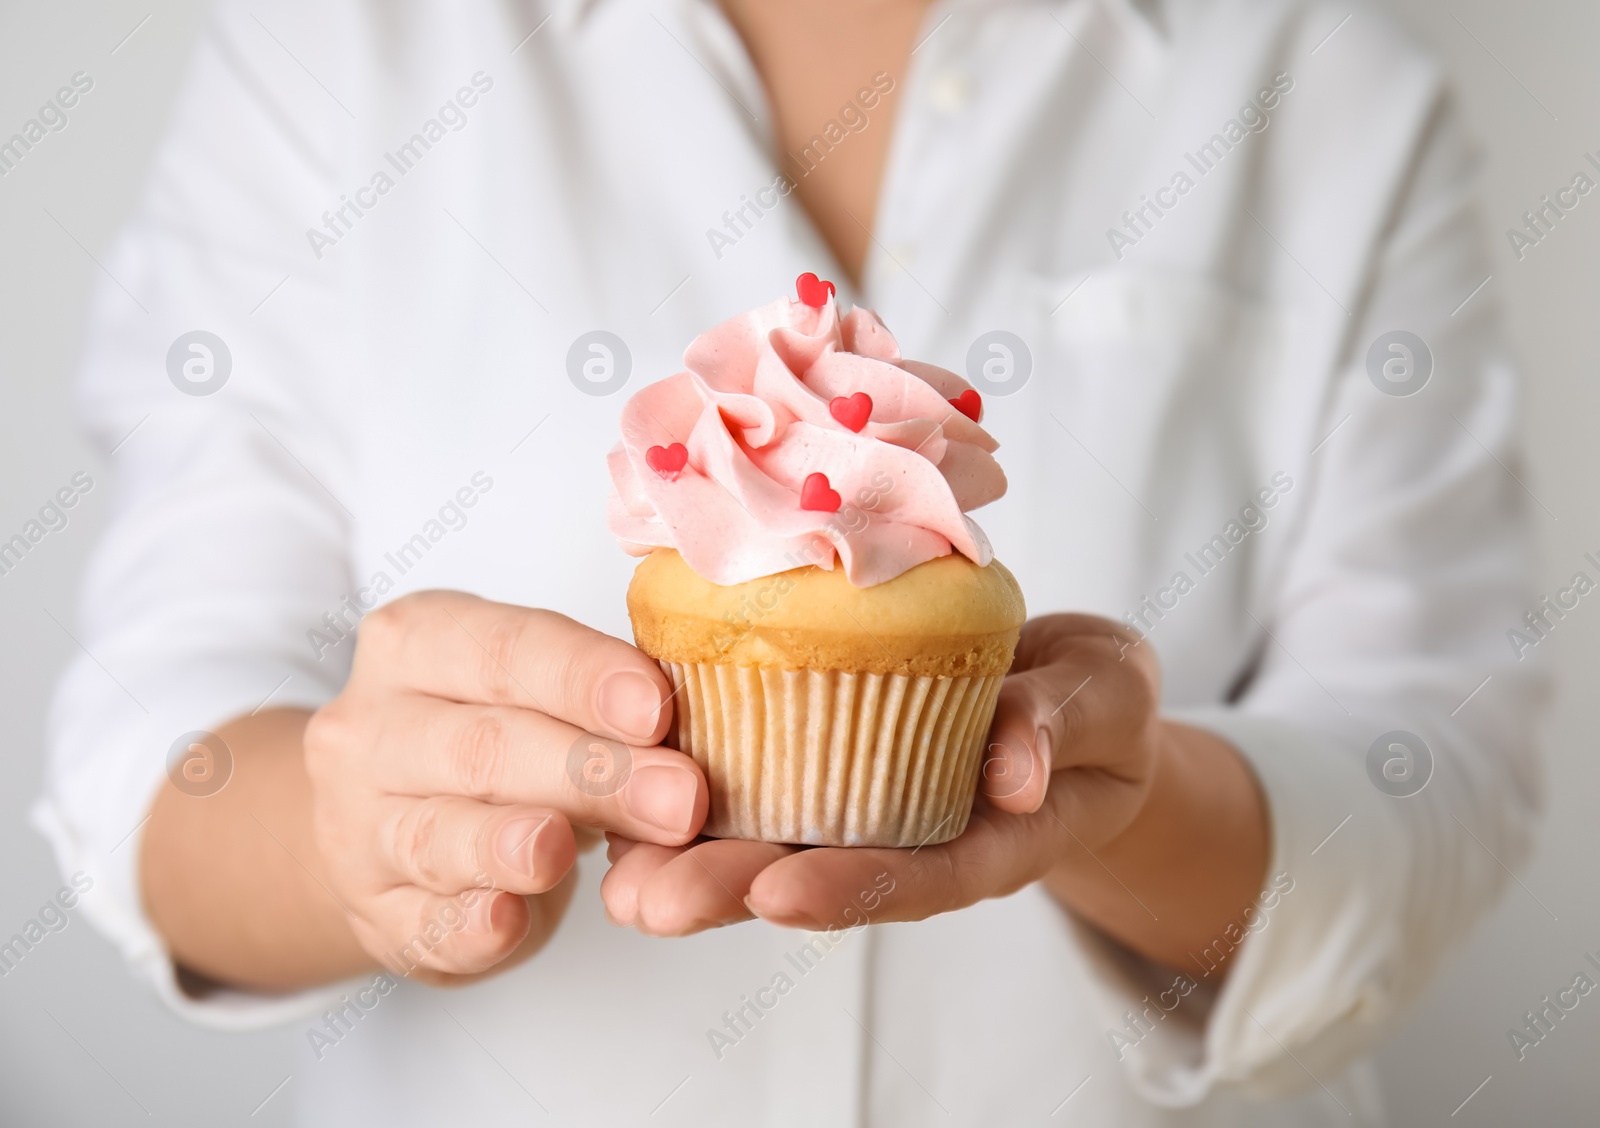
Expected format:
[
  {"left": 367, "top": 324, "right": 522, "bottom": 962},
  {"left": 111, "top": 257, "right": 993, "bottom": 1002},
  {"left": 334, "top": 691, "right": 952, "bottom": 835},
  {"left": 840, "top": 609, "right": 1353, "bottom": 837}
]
[
  {"left": 30, "top": 2, "right": 359, "bottom": 1027},
  {"left": 1075, "top": 90, "right": 1548, "bottom": 1102}
]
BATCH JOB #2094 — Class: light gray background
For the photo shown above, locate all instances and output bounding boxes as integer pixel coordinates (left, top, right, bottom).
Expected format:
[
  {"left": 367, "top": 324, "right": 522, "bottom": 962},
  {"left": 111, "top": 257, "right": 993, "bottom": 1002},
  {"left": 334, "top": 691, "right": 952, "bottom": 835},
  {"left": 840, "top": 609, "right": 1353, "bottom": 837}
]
[{"left": 1, "top": 1, "right": 1594, "bottom": 1123}]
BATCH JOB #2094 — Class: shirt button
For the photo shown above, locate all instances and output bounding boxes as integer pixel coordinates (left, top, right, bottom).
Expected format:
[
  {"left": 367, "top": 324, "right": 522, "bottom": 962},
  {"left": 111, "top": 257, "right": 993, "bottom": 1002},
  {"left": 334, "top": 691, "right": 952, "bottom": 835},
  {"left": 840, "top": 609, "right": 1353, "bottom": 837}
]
[{"left": 927, "top": 71, "right": 971, "bottom": 114}]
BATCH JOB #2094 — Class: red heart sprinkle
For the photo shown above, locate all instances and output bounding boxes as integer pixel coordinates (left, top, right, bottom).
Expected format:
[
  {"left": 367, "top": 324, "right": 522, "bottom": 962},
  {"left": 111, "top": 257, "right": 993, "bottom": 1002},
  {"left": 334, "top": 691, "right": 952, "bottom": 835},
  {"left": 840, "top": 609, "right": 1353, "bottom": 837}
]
[
  {"left": 949, "top": 389, "right": 982, "bottom": 422},
  {"left": 795, "top": 272, "right": 836, "bottom": 308},
  {"left": 829, "top": 392, "right": 873, "bottom": 433},
  {"left": 645, "top": 442, "right": 688, "bottom": 480},
  {"left": 799, "top": 472, "right": 842, "bottom": 512}
]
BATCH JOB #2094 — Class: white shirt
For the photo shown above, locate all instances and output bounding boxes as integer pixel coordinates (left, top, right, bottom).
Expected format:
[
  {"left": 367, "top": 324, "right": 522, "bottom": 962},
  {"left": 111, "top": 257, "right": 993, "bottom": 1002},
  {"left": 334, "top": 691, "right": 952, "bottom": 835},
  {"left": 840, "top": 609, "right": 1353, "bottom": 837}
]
[{"left": 33, "top": 0, "right": 1545, "bottom": 1123}]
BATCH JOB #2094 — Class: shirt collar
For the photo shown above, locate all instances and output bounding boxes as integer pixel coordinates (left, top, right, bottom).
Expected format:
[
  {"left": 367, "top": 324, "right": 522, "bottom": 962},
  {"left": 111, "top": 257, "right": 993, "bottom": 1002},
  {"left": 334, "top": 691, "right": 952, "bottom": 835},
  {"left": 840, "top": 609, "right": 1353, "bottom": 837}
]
[
  {"left": 553, "top": 0, "right": 603, "bottom": 29},
  {"left": 555, "top": 0, "right": 1164, "bottom": 36},
  {"left": 1103, "top": 0, "right": 1167, "bottom": 37}
]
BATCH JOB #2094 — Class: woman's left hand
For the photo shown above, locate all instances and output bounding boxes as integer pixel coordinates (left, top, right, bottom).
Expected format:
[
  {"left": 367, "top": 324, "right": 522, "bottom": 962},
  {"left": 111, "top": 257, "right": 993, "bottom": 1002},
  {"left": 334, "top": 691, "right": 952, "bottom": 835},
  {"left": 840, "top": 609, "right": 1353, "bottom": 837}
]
[{"left": 600, "top": 614, "right": 1269, "bottom": 972}]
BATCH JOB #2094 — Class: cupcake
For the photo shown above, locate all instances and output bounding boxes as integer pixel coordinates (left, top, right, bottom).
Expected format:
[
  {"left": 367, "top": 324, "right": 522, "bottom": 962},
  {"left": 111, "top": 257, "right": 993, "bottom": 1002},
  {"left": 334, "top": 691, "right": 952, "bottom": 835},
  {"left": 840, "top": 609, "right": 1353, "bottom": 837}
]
[{"left": 606, "top": 274, "right": 1024, "bottom": 847}]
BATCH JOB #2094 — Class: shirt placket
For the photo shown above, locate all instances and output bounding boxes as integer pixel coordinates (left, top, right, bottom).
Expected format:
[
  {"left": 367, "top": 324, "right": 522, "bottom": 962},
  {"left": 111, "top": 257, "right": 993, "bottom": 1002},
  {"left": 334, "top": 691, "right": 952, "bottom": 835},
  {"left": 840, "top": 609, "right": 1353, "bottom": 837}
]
[{"left": 664, "top": 14, "right": 875, "bottom": 1124}]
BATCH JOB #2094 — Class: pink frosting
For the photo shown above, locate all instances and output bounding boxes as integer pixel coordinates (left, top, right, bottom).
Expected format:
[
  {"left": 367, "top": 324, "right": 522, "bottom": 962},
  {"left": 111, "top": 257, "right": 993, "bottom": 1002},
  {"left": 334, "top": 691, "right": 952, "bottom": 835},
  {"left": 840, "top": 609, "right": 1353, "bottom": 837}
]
[{"left": 606, "top": 292, "right": 1006, "bottom": 587}]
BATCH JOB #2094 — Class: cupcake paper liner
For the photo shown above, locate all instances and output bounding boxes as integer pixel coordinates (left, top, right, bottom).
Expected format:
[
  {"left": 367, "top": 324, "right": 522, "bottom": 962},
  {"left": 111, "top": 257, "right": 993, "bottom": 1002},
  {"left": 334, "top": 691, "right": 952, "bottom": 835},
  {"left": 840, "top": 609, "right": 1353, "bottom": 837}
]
[{"left": 661, "top": 661, "right": 1004, "bottom": 848}]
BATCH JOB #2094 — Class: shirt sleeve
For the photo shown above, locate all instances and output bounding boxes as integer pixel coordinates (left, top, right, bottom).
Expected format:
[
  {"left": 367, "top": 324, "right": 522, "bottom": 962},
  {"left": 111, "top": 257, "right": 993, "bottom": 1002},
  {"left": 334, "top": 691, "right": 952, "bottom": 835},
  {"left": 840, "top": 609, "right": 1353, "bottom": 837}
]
[
  {"left": 1072, "top": 88, "right": 1549, "bottom": 1103},
  {"left": 30, "top": 1, "right": 364, "bottom": 1028}
]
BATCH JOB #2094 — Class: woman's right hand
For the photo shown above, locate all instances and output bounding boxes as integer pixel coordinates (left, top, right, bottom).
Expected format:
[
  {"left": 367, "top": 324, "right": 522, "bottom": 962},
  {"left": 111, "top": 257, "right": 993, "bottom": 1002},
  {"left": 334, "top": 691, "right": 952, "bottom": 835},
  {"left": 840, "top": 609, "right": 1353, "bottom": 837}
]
[{"left": 303, "top": 590, "right": 706, "bottom": 984}]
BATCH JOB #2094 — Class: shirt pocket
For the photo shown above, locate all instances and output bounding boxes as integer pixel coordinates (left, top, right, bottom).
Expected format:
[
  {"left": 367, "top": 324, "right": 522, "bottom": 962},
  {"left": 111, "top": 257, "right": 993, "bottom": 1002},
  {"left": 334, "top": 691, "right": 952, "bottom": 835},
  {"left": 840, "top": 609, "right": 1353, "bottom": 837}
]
[
  {"left": 1028, "top": 266, "right": 1290, "bottom": 394},
  {"left": 1020, "top": 266, "right": 1295, "bottom": 497},
  {"left": 991, "top": 268, "right": 1299, "bottom": 638}
]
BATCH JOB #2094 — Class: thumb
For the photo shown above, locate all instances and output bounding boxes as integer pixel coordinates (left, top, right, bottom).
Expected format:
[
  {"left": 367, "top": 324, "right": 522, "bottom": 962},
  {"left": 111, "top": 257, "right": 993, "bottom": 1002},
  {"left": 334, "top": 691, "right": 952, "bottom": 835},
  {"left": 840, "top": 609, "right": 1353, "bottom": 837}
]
[{"left": 980, "top": 665, "right": 1094, "bottom": 814}]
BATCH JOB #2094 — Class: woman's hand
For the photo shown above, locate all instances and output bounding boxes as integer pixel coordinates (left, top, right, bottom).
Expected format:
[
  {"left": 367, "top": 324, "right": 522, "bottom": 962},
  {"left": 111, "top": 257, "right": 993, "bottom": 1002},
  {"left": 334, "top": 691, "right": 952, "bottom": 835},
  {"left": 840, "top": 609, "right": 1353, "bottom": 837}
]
[
  {"left": 600, "top": 614, "right": 1268, "bottom": 973},
  {"left": 303, "top": 591, "right": 708, "bottom": 984}
]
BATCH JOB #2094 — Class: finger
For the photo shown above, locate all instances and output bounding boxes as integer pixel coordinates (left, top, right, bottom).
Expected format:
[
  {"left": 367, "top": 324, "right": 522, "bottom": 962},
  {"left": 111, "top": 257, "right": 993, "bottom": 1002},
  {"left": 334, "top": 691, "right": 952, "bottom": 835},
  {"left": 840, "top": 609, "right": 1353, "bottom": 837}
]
[
  {"left": 407, "top": 870, "right": 582, "bottom": 988},
  {"left": 635, "top": 840, "right": 797, "bottom": 936},
  {"left": 371, "top": 698, "right": 708, "bottom": 845},
  {"left": 983, "top": 634, "right": 1152, "bottom": 815},
  {"left": 360, "top": 882, "right": 531, "bottom": 978},
  {"left": 604, "top": 832, "right": 641, "bottom": 863},
  {"left": 600, "top": 840, "right": 687, "bottom": 927},
  {"left": 376, "top": 797, "right": 575, "bottom": 896},
  {"left": 357, "top": 591, "right": 673, "bottom": 745},
  {"left": 980, "top": 666, "right": 1070, "bottom": 814},
  {"left": 746, "top": 804, "right": 1058, "bottom": 928},
  {"left": 605, "top": 839, "right": 796, "bottom": 936}
]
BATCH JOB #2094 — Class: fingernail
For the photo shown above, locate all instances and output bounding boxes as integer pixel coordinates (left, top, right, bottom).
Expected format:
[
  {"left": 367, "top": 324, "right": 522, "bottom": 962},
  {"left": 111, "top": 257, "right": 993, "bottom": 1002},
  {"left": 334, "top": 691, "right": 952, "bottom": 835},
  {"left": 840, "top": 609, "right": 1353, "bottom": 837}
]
[
  {"left": 597, "top": 669, "right": 666, "bottom": 742},
  {"left": 489, "top": 891, "right": 521, "bottom": 934},
  {"left": 982, "top": 739, "right": 1030, "bottom": 799},
  {"left": 747, "top": 896, "right": 821, "bottom": 930},
  {"left": 686, "top": 911, "right": 751, "bottom": 933},
  {"left": 624, "top": 765, "right": 698, "bottom": 835},
  {"left": 470, "top": 889, "right": 499, "bottom": 933},
  {"left": 1035, "top": 728, "right": 1053, "bottom": 773},
  {"left": 495, "top": 816, "right": 547, "bottom": 877}
]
